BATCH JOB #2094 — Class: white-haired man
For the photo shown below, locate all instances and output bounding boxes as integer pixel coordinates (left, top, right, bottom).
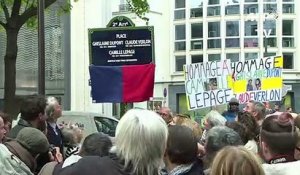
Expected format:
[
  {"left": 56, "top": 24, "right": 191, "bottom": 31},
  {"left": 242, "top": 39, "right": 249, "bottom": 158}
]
[
  {"left": 244, "top": 100, "right": 266, "bottom": 126},
  {"left": 46, "top": 97, "right": 63, "bottom": 155}
]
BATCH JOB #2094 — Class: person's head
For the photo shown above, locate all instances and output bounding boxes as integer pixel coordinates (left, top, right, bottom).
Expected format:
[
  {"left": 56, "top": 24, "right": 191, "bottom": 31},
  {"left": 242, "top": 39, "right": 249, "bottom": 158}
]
[
  {"left": 228, "top": 98, "right": 239, "bottom": 112},
  {"left": 248, "top": 79, "right": 252, "bottom": 85},
  {"left": 286, "top": 107, "right": 292, "bottom": 113},
  {"left": 45, "top": 96, "right": 62, "bottom": 122},
  {"left": 237, "top": 112, "right": 259, "bottom": 141},
  {"left": 111, "top": 109, "right": 168, "bottom": 175},
  {"left": 226, "top": 122, "right": 249, "bottom": 145},
  {"left": 20, "top": 95, "right": 47, "bottom": 128},
  {"left": 165, "top": 125, "right": 198, "bottom": 167},
  {"left": 255, "top": 78, "right": 261, "bottom": 86},
  {"left": 170, "top": 114, "right": 189, "bottom": 125},
  {"left": 204, "top": 110, "right": 226, "bottom": 130},
  {"left": 244, "top": 100, "right": 266, "bottom": 121},
  {"left": 0, "top": 116, "right": 6, "bottom": 142},
  {"left": 260, "top": 112, "right": 297, "bottom": 162},
  {"left": 205, "top": 126, "right": 243, "bottom": 166},
  {"left": 181, "top": 118, "right": 202, "bottom": 141},
  {"left": 62, "top": 125, "right": 83, "bottom": 146},
  {"left": 15, "top": 127, "right": 50, "bottom": 157},
  {"left": 0, "top": 112, "right": 11, "bottom": 134},
  {"left": 158, "top": 107, "right": 173, "bottom": 124},
  {"left": 210, "top": 146, "right": 265, "bottom": 175},
  {"left": 274, "top": 104, "right": 280, "bottom": 111},
  {"left": 170, "top": 114, "right": 202, "bottom": 140},
  {"left": 79, "top": 132, "right": 112, "bottom": 157}
]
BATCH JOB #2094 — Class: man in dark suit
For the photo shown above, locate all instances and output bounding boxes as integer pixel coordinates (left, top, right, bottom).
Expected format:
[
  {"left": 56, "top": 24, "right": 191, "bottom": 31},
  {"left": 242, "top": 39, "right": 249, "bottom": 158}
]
[{"left": 46, "top": 97, "right": 64, "bottom": 155}]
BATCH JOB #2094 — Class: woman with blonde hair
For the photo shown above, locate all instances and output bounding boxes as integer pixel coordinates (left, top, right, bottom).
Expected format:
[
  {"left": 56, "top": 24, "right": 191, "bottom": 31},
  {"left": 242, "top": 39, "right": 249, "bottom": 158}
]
[
  {"left": 210, "top": 146, "right": 264, "bottom": 175},
  {"left": 171, "top": 114, "right": 202, "bottom": 140}
]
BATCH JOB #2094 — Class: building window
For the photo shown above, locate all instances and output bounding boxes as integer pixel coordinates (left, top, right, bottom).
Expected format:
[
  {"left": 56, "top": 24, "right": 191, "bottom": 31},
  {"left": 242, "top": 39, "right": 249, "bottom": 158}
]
[
  {"left": 225, "top": 0, "right": 240, "bottom": 15},
  {"left": 244, "top": 21, "right": 258, "bottom": 48},
  {"left": 283, "top": 53, "right": 294, "bottom": 69},
  {"left": 175, "top": 0, "right": 185, "bottom": 20},
  {"left": 226, "top": 53, "right": 240, "bottom": 62},
  {"left": 264, "top": 38, "right": 277, "bottom": 47},
  {"left": 208, "top": 22, "right": 221, "bottom": 48},
  {"left": 226, "top": 21, "right": 239, "bottom": 37},
  {"left": 226, "top": 21, "right": 239, "bottom": 48},
  {"left": 244, "top": 38, "right": 258, "bottom": 47},
  {"left": 245, "top": 21, "right": 257, "bottom": 36},
  {"left": 208, "top": 0, "right": 219, "bottom": 5},
  {"left": 263, "top": 20, "right": 277, "bottom": 48},
  {"left": 208, "top": 54, "right": 221, "bottom": 61},
  {"left": 175, "top": 25, "right": 186, "bottom": 51},
  {"left": 208, "top": 39, "right": 221, "bottom": 48},
  {"left": 191, "top": 40, "right": 203, "bottom": 50},
  {"left": 207, "top": 0, "right": 220, "bottom": 16},
  {"left": 208, "top": 22, "right": 220, "bottom": 37},
  {"left": 283, "top": 0, "right": 294, "bottom": 14},
  {"left": 245, "top": 52, "right": 258, "bottom": 60},
  {"left": 264, "top": 52, "right": 276, "bottom": 57},
  {"left": 191, "top": 23, "right": 203, "bottom": 50},
  {"left": 244, "top": 0, "right": 258, "bottom": 14},
  {"left": 190, "top": 0, "right": 203, "bottom": 18},
  {"left": 263, "top": 1, "right": 277, "bottom": 14},
  {"left": 175, "top": 56, "right": 186, "bottom": 71},
  {"left": 191, "top": 23, "right": 203, "bottom": 39},
  {"left": 282, "top": 20, "right": 294, "bottom": 48},
  {"left": 191, "top": 55, "right": 203, "bottom": 63}
]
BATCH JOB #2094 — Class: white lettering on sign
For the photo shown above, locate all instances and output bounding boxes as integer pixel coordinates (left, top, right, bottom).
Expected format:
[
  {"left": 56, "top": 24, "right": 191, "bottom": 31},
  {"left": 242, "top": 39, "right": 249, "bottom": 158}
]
[{"left": 116, "top": 34, "right": 127, "bottom": 38}]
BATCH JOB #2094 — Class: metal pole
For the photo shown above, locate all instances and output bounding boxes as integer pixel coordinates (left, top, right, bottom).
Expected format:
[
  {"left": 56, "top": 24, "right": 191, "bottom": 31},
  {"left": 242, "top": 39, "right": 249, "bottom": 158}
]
[
  {"left": 264, "top": 36, "right": 268, "bottom": 57},
  {"left": 38, "top": 0, "right": 45, "bottom": 95}
]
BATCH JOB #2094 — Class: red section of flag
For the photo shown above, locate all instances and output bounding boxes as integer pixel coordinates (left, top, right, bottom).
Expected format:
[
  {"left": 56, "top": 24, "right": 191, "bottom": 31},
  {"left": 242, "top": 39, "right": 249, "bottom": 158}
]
[{"left": 122, "top": 63, "right": 155, "bottom": 102}]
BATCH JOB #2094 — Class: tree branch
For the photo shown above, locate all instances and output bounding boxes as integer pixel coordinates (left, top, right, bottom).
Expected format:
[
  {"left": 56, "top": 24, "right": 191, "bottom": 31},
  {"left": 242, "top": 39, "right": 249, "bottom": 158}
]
[
  {"left": 0, "top": 0, "right": 10, "bottom": 20},
  {"left": 11, "top": 0, "right": 21, "bottom": 17},
  {"left": 19, "top": 0, "right": 57, "bottom": 26},
  {"left": 0, "top": 20, "right": 6, "bottom": 28},
  {"left": 24, "top": 0, "right": 30, "bottom": 12}
]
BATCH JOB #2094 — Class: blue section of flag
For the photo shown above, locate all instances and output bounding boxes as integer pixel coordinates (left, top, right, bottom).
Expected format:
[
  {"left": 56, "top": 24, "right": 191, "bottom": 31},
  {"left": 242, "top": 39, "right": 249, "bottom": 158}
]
[{"left": 89, "top": 65, "right": 123, "bottom": 102}]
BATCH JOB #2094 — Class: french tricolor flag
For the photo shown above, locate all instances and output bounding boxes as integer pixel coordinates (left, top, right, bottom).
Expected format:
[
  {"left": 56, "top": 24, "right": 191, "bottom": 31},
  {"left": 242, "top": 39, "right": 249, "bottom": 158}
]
[{"left": 89, "top": 63, "right": 155, "bottom": 103}]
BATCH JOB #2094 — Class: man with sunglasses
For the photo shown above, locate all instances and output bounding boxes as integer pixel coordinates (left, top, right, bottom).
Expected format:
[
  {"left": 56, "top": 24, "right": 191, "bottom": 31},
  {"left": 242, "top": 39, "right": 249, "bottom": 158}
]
[{"left": 222, "top": 98, "right": 239, "bottom": 122}]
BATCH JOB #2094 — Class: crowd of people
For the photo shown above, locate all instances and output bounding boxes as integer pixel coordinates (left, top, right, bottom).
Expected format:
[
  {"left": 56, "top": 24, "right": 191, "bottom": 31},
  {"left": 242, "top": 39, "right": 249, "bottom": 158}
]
[{"left": 0, "top": 95, "right": 299, "bottom": 175}]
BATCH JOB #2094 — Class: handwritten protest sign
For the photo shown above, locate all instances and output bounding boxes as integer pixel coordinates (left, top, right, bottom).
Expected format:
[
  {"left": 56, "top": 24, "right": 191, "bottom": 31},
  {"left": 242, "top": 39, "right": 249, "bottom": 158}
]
[
  {"left": 229, "top": 56, "right": 283, "bottom": 104},
  {"left": 184, "top": 60, "right": 233, "bottom": 110}
]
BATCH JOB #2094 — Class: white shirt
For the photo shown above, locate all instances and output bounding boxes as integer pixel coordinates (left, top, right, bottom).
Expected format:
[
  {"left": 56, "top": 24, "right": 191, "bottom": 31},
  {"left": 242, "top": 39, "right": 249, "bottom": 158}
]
[
  {"left": 244, "top": 139, "right": 258, "bottom": 153},
  {"left": 62, "top": 155, "right": 82, "bottom": 168},
  {"left": 262, "top": 160, "right": 300, "bottom": 175}
]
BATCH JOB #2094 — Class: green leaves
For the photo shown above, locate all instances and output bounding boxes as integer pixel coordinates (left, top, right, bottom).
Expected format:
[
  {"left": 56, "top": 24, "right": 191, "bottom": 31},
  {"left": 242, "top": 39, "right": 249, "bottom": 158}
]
[{"left": 126, "top": 0, "right": 150, "bottom": 22}]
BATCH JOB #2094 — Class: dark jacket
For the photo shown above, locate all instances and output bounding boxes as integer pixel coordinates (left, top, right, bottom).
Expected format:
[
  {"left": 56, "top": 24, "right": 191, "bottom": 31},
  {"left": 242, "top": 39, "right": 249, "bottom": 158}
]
[
  {"left": 47, "top": 122, "right": 64, "bottom": 154},
  {"left": 185, "top": 159, "right": 204, "bottom": 175},
  {"left": 54, "top": 154, "right": 132, "bottom": 175},
  {"left": 8, "top": 118, "right": 32, "bottom": 139}
]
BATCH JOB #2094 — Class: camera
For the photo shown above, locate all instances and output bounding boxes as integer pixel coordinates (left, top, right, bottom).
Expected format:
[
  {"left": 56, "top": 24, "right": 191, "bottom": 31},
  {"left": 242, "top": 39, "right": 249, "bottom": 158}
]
[{"left": 49, "top": 144, "right": 57, "bottom": 156}]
